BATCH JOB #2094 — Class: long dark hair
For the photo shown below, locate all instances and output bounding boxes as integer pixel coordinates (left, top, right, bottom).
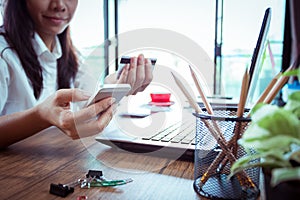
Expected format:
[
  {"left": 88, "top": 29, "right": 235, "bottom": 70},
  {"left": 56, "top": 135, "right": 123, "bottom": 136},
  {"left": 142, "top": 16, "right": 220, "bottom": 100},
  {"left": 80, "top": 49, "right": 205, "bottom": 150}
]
[{"left": 1, "top": 0, "right": 78, "bottom": 99}]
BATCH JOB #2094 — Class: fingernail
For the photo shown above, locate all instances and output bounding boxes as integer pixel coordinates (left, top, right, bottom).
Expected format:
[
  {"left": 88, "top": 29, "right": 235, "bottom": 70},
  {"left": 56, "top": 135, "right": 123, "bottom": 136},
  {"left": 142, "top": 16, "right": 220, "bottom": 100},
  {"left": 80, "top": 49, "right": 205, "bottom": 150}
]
[
  {"left": 131, "top": 57, "right": 137, "bottom": 64},
  {"left": 138, "top": 56, "right": 144, "bottom": 64},
  {"left": 111, "top": 98, "right": 116, "bottom": 104}
]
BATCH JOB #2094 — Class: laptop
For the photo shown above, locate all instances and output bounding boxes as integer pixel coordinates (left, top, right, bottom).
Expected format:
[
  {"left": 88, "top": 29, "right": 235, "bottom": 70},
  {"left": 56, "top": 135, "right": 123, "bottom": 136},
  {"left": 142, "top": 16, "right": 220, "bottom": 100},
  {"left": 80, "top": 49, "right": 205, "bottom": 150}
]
[{"left": 95, "top": 8, "right": 271, "bottom": 161}]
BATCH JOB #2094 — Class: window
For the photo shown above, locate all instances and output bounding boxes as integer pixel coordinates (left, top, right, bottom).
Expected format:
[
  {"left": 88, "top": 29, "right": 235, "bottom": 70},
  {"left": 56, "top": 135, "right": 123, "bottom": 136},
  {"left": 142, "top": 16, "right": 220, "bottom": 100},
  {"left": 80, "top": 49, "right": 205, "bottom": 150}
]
[
  {"left": 70, "top": 0, "right": 106, "bottom": 83},
  {"left": 115, "top": 0, "right": 286, "bottom": 102},
  {"left": 117, "top": 0, "right": 216, "bottom": 98},
  {"left": 0, "top": 0, "right": 286, "bottom": 103},
  {"left": 219, "top": 0, "right": 286, "bottom": 102}
]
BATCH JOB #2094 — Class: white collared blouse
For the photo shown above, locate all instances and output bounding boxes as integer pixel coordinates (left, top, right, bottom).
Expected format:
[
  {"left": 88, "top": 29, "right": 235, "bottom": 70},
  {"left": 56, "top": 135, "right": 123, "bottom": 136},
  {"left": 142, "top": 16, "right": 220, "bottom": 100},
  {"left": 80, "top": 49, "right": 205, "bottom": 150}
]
[{"left": 0, "top": 32, "right": 96, "bottom": 116}]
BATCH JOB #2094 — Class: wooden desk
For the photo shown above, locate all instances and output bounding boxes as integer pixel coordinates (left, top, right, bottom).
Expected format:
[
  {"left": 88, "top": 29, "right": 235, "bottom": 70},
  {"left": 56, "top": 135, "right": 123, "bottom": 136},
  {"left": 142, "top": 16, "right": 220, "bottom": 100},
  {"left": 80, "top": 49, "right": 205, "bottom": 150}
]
[{"left": 0, "top": 127, "right": 200, "bottom": 200}]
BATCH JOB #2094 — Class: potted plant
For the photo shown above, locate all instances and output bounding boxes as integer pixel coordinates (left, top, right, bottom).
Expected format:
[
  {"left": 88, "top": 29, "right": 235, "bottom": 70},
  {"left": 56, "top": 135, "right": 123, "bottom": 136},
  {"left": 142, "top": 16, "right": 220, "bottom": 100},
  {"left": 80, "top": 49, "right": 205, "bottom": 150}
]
[{"left": 230, "top": 69, "right": 300, "bottom": 200}]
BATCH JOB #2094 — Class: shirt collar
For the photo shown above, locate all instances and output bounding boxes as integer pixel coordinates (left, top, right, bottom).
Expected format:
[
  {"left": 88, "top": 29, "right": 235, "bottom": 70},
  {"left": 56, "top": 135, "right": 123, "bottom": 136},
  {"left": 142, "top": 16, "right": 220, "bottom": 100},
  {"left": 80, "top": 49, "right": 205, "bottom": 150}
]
[{"left": 32, "top": 33, "right": 62, "bottom": 60}]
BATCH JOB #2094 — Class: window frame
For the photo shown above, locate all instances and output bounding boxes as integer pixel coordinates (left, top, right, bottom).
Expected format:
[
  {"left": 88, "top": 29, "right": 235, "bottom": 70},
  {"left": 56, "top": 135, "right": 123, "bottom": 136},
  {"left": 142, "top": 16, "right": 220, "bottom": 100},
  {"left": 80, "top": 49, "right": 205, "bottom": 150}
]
[{"left": 106, "top": 0, "right": 286, "bottom": 98}]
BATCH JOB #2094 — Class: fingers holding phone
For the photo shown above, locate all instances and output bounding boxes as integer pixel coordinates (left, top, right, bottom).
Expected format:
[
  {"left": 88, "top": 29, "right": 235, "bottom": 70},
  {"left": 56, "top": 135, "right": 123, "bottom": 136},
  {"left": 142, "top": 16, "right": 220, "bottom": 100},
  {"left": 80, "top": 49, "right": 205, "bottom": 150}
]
[
  {"left": 37, "top": 88, "right": 118, "bottom": 140},
  {"left": 68, "top": 84, "right": 130, "bottom": 138},
  {"left": 73, "top": 97, "right": 117, "bottom": 138}
]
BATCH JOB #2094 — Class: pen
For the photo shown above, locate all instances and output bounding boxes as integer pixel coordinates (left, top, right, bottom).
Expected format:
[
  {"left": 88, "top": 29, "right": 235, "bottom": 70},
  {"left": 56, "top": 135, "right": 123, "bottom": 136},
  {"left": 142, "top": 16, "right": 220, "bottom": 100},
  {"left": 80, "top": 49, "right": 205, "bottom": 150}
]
[{"left": 90, "top": 179, "right": 133, "bottom": 187}]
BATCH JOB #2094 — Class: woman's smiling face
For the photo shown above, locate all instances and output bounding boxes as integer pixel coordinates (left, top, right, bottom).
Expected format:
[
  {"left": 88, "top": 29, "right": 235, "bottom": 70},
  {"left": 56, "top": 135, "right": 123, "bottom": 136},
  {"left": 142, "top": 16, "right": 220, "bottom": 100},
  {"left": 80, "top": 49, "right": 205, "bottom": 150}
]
[{"left": 26, "top": 0, "right": 78, "bottom": 41}]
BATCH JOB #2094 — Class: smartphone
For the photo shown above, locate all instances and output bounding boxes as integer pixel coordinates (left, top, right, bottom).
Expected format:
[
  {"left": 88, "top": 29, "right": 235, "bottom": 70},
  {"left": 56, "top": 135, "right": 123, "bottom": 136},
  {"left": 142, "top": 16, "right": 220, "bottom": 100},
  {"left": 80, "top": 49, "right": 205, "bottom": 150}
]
[{"left": 84, "top": 84, "right": 131, "bottom": 107}]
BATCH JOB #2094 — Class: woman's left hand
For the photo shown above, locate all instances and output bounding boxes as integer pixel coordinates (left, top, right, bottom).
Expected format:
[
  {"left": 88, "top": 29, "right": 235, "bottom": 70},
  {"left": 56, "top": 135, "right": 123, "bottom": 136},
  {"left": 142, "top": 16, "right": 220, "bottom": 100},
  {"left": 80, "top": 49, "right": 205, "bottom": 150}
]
[{"left": 105, "top": 54, "right": 153, "bottom": 95}]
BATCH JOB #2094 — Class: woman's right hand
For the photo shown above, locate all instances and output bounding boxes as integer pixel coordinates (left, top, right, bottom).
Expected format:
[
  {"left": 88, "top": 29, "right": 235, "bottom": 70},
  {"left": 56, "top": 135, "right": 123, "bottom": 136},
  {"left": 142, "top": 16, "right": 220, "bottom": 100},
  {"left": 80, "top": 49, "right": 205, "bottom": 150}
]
[{"left": 36, "top": 88, "right": 117, "bottom": 139}]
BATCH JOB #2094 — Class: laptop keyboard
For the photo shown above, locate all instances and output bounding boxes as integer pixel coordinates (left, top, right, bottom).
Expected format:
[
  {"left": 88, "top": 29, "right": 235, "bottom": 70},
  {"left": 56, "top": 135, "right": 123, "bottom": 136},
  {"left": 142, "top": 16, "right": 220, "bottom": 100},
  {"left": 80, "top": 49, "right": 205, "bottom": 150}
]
[{"left": 142, "top": 121, "right": 196, "bottom": 145}]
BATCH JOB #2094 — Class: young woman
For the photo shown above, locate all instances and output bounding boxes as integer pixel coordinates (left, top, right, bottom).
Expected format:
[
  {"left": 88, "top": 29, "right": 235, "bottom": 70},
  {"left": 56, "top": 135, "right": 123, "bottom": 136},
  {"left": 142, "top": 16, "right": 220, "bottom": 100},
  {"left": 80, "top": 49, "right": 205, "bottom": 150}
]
[{"left": 0, "top": 0, "right": 153, "bottom": 148}]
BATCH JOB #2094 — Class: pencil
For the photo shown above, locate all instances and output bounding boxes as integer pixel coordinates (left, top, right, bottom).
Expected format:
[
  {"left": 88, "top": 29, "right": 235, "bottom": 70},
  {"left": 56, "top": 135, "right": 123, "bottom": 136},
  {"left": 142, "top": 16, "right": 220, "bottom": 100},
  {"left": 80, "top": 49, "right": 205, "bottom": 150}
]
[
  {"left": 171, "top": 72, "right": 202, "bottom": 114},
  {"left": 189, "top": 65, "right": 214, "bottom": 114},
  {"left": 254, "top": 72, "right": 281, "bottom": 105},
  {"left": 236, "top": 68, "right": 250, "bottom": 117},
  {"left": 171, "top": 71, "right": 256, "bottom": 188},
  {"left": 263, "top": 65, "right": 294, "bottom": 104},
  {"left": 253, "top": 72, "right": 282, "bottom": 107},
  {"left": 171, "top": 71, "right": 222, "bottom": 139},
  {"left": 217, "top": 69, "right": 249, "bottom": 174},
  {"left": 189, "top": 66, "right": 213, "bottom": 115},
  {"left": 188, "top": 65, "right": 226, "bottom": 141},
  {"left": 246, "top": 71, "right": 282, "bottom": 118}
]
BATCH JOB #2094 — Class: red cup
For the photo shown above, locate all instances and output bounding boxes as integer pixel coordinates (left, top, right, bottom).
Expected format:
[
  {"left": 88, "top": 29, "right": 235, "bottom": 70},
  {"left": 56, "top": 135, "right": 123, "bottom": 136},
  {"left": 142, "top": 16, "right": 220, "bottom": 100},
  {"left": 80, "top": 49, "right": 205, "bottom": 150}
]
[{"left": 150, "top": 93, "right": 171, "bottom": 102}]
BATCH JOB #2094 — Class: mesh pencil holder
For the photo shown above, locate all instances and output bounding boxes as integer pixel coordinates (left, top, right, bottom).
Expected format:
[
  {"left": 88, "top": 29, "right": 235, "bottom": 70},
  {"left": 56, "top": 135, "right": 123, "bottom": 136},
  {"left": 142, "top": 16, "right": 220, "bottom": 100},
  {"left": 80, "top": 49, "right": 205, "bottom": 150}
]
[{"left": 193, "top": 107, "right": 260, "bottom": 200}]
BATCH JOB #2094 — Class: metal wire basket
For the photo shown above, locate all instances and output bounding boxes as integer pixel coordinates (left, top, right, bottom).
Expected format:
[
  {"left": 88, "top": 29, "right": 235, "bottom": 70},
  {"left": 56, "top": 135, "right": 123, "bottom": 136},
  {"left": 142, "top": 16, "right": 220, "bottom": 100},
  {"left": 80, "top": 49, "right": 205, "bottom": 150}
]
[{"left": 193, "top": 107, "right": 260, "bottom": 200}]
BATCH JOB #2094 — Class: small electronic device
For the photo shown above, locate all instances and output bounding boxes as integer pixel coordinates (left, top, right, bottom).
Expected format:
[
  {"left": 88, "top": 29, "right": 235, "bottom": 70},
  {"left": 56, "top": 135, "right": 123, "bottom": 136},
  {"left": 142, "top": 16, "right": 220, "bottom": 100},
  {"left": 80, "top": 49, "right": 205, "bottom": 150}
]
[
  {"left": 84, "top": 84, "right": 131, "bottom": 107},
  {"left": 120, "top": 56, "right": 157, "bottom": 65}
]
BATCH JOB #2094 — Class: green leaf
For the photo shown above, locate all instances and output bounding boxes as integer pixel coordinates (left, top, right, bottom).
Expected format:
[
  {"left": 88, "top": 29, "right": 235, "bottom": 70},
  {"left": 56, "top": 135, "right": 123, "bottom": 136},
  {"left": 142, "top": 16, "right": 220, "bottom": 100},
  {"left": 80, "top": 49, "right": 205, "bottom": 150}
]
[
  {"left": 249, "top": 103, "right": 267, "bottom": 117},
  {"left": 231, "top": 90, "right": 300, "bottom": 178},
  {"left": 283, "top": 68, "right": 300, "bottom": 80},
  {"left": 230, "top": 151, "right": 292, "bottom": 177},
  {"left": 284, "top": 91, "right": 300, "bottom": 118},
  {"left": 271, "top": 167, "right": 300, "bottom": 186},
  {"left": 250, "top": 104, "right": 278, "bottom": 122},
  {"left": 244, "top": 105, "right": 300, "bottom": 141},
  {"left": 241, "top": 135, "right": 299, "bottom": 152},
  {"left": 239, "top": 124, "right": 270, "bottom": 143},
  {"left": 257, "top": 111, "right": 299, "bottom": 137}
]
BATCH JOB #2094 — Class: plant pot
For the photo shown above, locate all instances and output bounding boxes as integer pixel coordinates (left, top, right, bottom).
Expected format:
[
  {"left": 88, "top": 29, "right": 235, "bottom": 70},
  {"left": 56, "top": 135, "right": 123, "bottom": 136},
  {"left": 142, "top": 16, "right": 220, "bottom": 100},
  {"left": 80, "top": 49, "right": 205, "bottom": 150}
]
[{"left": 263, "top": 168, "right": 300, "bottom": 200}]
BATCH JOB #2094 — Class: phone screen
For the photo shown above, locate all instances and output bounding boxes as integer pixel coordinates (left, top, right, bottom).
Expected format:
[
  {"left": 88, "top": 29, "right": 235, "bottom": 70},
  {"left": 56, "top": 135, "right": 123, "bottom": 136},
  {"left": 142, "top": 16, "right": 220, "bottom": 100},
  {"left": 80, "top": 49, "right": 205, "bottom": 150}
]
[{"left": 85, "top": 84, "right": 131, "bottom": 107}]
